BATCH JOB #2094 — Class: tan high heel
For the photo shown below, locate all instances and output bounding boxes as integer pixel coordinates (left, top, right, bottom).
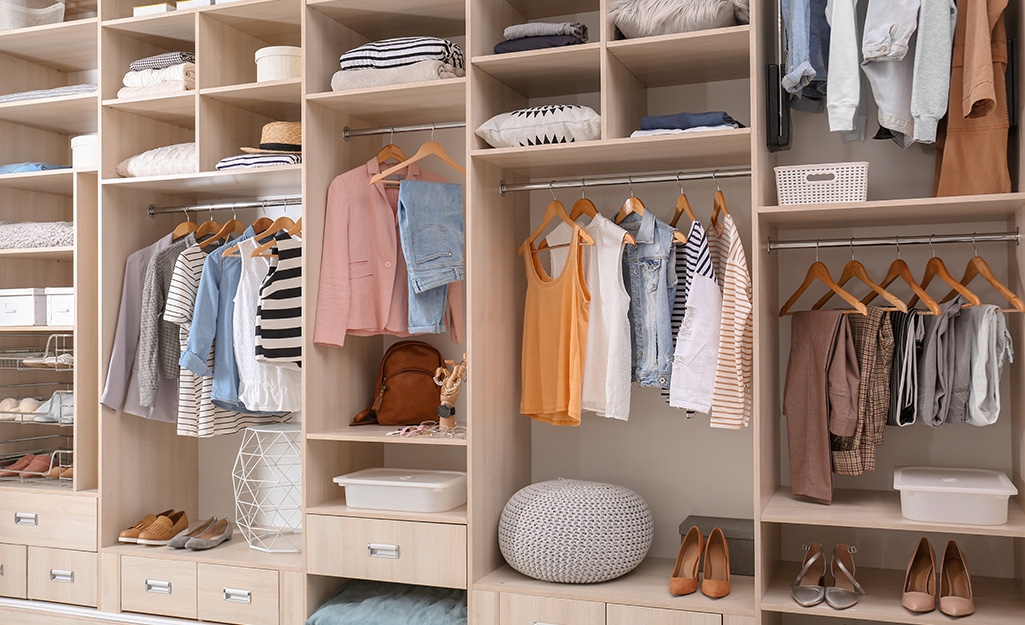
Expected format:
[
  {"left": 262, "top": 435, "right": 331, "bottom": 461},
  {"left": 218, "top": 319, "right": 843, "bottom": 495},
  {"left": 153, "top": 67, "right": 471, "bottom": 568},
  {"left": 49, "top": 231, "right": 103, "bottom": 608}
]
[
  {"left": 902, "top": 537, "right": 936, "bottom": 613},
  {"left": 825, "top": 543, "right": 866, "bottom": 609},
  {"left": 791, "top": 542, "right": 826, "bottom": 607},
  {"left": 701, "top": 527, "right": 730, "bottom": 598},
  {"left": 670, "top": 526, "right": 704, "bottom": 596},
  {"left": 939, "top": 540, "right": 974, "bottom": 617}
]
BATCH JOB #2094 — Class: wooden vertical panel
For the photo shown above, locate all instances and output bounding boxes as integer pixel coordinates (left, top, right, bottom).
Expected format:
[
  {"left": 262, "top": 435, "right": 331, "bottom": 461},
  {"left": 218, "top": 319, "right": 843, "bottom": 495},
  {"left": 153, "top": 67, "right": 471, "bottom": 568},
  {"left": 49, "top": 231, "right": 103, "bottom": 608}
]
[
  {"left": 470, "top": 589, "right": 498, "bottom": 625},
  {"left": 0, "top": 53, "right": 65, "bottom": 94},
  {"left": 281, "top": 570, "right": 305, "bottom": 625},
  {"left": 197, "top": 13, "right": 269, "bottom": 89},
  {"left": 750, "top": 0, "right": 778, "bottom": 208},
  {"left": 97, "top": 551, "right": 120, "bottom": 612},
  {"left": 468, "top": 0, "right": 524, "bottom": 59},
  {"left": 73, "top": 172, "right": 100, "bottom": 492},
  {"left": 602, "top": 54, "right": 646, "bottom": 140},
  {"left": 305, "top": 575, "right": 343, "bottom": 620},
  {"left": 1011, "top": 207, "right": 1025, "bottom": 590},
  {"left": 304, "top": 6, "right": 369, "bottom": 96}
]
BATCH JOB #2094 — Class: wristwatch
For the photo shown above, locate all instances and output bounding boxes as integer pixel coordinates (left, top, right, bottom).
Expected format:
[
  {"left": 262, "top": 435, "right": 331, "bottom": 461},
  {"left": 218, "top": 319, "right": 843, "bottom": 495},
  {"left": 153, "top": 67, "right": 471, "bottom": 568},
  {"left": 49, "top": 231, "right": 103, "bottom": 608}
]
[{"left": 437, "top": 405, "right": 456, "bottom": 418}]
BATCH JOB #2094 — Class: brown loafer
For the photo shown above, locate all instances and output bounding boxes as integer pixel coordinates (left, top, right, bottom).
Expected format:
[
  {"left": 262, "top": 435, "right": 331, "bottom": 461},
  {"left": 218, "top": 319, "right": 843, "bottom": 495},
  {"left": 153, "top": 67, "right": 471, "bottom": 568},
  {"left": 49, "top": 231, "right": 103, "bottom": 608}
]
[
  {"left": 138, "top": 510, "right": 189, "bottom": 546},
  {"left": 119, "top": 509, "right": 175, "bottom": 544}
]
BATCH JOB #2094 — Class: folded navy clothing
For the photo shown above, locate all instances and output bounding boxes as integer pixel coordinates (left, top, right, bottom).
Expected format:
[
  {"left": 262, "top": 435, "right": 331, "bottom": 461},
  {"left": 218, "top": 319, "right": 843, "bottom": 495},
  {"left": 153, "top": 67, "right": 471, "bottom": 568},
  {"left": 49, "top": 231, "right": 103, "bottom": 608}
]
[
  {"left": 640, "top": 111, "right": 743, "bottom": 131},
  {"left": 494, "top": 35, "right": 584, "bottom": 55}
]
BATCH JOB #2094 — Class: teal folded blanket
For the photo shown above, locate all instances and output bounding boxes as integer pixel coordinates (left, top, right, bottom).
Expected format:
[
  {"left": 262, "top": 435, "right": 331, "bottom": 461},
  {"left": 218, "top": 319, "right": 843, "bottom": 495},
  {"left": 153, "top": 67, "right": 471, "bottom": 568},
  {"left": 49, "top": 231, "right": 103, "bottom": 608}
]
[{"left": 306, "top": 581, "right": 466, "bottom": 625}]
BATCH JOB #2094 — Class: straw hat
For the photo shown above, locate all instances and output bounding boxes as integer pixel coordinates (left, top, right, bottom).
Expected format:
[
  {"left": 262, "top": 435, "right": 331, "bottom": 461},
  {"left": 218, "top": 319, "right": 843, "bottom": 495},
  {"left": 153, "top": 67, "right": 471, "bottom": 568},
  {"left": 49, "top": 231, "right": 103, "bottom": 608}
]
[{"left": 241, "top": 122, "right": 301, "bottom": 154}]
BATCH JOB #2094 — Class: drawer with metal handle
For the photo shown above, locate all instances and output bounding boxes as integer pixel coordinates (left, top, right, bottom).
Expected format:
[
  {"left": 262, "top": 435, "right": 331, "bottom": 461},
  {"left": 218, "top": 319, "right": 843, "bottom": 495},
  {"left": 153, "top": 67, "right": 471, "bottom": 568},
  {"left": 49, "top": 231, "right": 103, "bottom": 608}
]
[
  {"left": 0, "top": 493, "right": 97, "bottom": 550},
  {"left": 27, "top": 547, "right": 96, "bottom": 607},
  {"left": 499, "top": 594, "right": 606, "bottom": 625},
  {"left": 121, "top": 556, "right": 197, "bottom": 619},
  {"left": 307, "top": 515, "right": 467, "bottom": 589},
  {"left": 198, "top": 564, "right": 279, "bottom": 625}
]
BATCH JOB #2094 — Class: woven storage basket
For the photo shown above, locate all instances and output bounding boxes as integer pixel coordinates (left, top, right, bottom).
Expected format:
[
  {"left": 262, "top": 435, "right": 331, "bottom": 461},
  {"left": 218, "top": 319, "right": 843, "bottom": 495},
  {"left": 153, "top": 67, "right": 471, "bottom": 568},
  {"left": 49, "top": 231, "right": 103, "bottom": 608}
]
[
  {"left": 774, "top": 161, "right": 869, "bottom": 205},
  {"left": 499, "top": 479, "right": 653, "bottom": 584},
  {"left": 0, "top": 0, "right": 64, "bottom": 31}
]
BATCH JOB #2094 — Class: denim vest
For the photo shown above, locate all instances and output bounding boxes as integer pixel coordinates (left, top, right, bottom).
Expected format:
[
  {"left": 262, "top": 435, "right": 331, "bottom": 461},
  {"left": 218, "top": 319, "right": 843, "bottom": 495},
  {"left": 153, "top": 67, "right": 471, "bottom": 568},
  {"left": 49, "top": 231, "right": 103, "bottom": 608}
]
[{"left": 619, "top": 211, "right": 677, "bottom": 388}]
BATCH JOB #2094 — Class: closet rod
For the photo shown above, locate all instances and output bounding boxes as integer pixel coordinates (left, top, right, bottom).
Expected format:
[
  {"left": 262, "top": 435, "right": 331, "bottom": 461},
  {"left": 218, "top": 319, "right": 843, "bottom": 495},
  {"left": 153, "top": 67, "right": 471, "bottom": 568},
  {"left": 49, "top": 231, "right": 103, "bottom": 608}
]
[
  {"left": 343, "top": 121, "right": 466, "bottom": 141},
  {"left": 768, "top": 230, "right": 1020, "bottom": 252},
  {"left": 147, "top": 196, "right": 303, "bottom": 218},
  {"left": 499, "top": 169, "right": 752, "bottom": 195}
]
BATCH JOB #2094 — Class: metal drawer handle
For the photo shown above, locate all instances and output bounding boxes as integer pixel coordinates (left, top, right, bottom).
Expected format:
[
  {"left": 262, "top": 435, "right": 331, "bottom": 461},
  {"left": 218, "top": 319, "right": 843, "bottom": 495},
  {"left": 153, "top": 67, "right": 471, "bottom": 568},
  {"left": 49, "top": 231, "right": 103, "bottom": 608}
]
[
  {"left": 367, "top": 543, "right": 400, "bottom": 559},
  {"left": 223, "top": 588, "right": 251, "bottom": 604},
  {"left": 534, "top": 622, "right": 561, "bottom": 625},
  {"left": 15, "top": 512, "right": 37, "bottom": 526},
  {"left": 50, "top": 569, "right": 73, "bottom": 583},
  {"left": 145, "top": 580, "right": 171, "bottom": 594},
  {"left": 0, "top": 564, "right": 4, "bottom": 576}
]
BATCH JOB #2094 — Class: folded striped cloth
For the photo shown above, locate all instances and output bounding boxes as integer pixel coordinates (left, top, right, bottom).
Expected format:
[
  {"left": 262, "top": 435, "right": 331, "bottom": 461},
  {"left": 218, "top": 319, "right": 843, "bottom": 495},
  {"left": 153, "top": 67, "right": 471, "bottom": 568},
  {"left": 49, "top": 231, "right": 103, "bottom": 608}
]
[
  {"left": 339, "top": 37, "right": 464, "bottom": 71},
  {"left": 503, "top": 22, "right": 588, "bottom": 42},
  {"left": 129, "top": 51, "right": 196, "bottom": 72},
  {"left": 0, "top": 84, "right": 97, "bottom": 104},
  {"left": 215, "top": 153, "right": 302, "bottom": 171},
  {"left": 331, "top": 60, "right": 464, "bottom": 92},
  {"left": 123, "top": 63, "right": 196, "bottom": 88},
  {"left": 117, "top": 81, "right": 193, "bottom": 99}
]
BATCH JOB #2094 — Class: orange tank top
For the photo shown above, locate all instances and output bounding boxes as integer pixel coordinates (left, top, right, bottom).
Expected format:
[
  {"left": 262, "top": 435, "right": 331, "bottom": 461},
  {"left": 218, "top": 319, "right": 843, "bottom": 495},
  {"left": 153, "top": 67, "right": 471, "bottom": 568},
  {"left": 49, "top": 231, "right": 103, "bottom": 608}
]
[{"left": 520, "top": 225, "right": 591, "bottom": 425}]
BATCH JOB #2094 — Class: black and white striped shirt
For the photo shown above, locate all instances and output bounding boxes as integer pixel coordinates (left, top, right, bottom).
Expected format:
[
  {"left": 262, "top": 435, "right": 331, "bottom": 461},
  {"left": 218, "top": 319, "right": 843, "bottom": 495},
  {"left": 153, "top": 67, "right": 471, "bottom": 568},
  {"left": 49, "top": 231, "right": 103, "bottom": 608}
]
[
  {"left": 663, "top": 221, "right": 715, "bottom": 405},
  {"left": 255, "top": 232, "right": 302, "bottom": 369},
  {"left": 339, "top": 37, "right": 465, "bottom": 71}
]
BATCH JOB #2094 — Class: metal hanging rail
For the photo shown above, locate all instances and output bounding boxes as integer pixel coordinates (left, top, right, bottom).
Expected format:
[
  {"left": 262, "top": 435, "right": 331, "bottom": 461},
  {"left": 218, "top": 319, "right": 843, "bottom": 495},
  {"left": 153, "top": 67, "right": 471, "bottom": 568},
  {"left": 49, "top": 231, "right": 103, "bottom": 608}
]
[
  {"left": 343, "top": 121, "right": 466, "bottom": 141},
  {"left": 499, "top": 169, "right": 752, "bottom": 195},
  {"left": 148, "top": 196, "right": 303, "bottom": 218},
  {"left": 768, "top": 230, "right": 1020, "bottom": 252}
]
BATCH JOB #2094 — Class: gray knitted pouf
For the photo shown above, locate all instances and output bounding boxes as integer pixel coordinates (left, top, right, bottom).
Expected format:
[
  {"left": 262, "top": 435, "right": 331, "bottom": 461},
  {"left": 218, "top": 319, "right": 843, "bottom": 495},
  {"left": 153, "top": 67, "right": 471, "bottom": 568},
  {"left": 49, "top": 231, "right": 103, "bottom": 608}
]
[{"left": 498, "top": 479, "right": 654, "bottom": 584}]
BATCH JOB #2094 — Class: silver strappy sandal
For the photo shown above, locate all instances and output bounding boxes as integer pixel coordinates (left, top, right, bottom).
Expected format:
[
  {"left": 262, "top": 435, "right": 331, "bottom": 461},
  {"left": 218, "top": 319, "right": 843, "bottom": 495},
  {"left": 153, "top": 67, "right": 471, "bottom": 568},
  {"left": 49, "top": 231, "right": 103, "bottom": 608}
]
[
  {"left": 791, "top": 542, "right": 826, "bottom": 607},
  {"left": 826, "top": 543, "right": 867, "bottom": 609}
]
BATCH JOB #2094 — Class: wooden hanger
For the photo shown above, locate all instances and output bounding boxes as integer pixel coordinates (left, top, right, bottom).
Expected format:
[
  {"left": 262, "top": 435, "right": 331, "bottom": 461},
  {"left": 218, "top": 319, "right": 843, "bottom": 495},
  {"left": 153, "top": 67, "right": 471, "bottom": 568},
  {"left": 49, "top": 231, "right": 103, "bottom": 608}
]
[
  {"left": 613, "top": 179, "right": 686, "bottom": 244},
  {"left": 221, "top": 211, "right": 295, "bottom": 257},
  {"left": 908, "top": 255, "right": 982, "bottom": 308},
  {"left": 540, "top": 186, "right": 635, "bottom": 251},
  {"left": 172, "top": 208, "right": 198, "bottom": 240},
  {"left": 192, "top": 210, "right": 223, "bottom": 243},
  {"left": 376, "top": 143, "right": 408, "bottom": 166},
  {"left": 519, "top": 194, "right": 594, "bottom": 257},
  {"left": 251, "top": 217, "right": 303, "bottom": 258},
  {"left": 943, "top": 252, "right": 1025, "bottom": 312},
  {"left": 779, "top": 257, "right": 868, "bottom": 317},
  {"left": 813, "top": 243, "right": 907, "bottom": 312},
  {"left": 861, "top": 242, "right": 941, "bottom": 315},
  {"left": 669, "top": 175, "right": 697, "bottom": 229},
  {"left": 369, "top": 126, "right": 466, "bottom": 185},
  {"left": 200, "top": 212, "right": 244, "bottom": 248}
]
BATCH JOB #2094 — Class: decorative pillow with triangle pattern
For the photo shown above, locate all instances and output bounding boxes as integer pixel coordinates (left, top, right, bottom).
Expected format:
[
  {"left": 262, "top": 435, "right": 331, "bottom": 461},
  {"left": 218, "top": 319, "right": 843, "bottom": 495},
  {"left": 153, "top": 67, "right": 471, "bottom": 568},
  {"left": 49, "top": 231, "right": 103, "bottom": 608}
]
[{"left": 475, "top": 105, "right": 601, "bottom": 148}]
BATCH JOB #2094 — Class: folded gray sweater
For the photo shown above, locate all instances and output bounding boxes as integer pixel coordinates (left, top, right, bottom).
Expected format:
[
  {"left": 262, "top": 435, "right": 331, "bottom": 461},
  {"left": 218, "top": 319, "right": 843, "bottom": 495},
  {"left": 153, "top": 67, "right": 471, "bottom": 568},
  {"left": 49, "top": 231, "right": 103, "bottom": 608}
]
[
  {"left": 503, "top": 22, "right": 588, "bottom": 42},
  {"left": 0, "top": 84, "right": 97, "bottom": 104}
]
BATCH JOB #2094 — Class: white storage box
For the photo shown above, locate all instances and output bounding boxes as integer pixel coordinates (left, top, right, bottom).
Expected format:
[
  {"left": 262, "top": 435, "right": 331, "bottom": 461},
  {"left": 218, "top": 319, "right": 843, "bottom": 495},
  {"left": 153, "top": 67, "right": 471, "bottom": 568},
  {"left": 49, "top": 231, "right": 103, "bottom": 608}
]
[
  {"left": 775, "top": 161, "right": 869, "bottom": 205},
  {"left": 0, "top": 288, "right": 46, "bottom": 326},
  {"left": 45, "top": 287, "right": 73, "bottom": 326},
  {"left": 894, "top": 467, "right": 1018, "bottom": 526},
  {"left": 133, "top": 2, "right": 175, "bottom": 16},
  {"left": 0, "top": 0, "right": 65, "bottom": 32},
  {"left": 256, "top": 46, "right": 302, "bottom": 82},
  {"left": 71, "top": 134, "right": 98, "bottom": 170},
  {"left": 333, "top": 468, "right": 467, "bottom": 513},
  {"left": 176, "top": 0, "right": 211, "bottom": 8}
]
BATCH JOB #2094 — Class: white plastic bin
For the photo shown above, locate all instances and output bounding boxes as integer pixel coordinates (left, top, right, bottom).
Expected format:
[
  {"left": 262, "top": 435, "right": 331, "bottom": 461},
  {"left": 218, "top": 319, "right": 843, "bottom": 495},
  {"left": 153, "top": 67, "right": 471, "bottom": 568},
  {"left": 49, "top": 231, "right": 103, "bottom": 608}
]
[
  {"left": 71, "top": 134, "right": 98, "bottom": 170},
  {"left": 333, "top": 468, "right": 467, "bottom": 513},
  {"left": 44, "top": 287, "right": 73, "bottom": 326},
  {"left": 0, "top": 289, "right": 47, "bottom": 326},
  {"left": 255, "top": 46, "right": 301, "bottom": 82},
  {"left": 0, "top": 0, "right": 65, "bottom": 32},
  {"left": 893, "top": 467, "right": 1018, "bottom": 526}
]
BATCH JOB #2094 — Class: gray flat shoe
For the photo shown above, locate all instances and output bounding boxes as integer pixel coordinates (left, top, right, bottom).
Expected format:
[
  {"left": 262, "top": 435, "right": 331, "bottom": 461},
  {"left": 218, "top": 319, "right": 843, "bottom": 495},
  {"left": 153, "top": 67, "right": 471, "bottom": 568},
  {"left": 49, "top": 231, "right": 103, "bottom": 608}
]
[
  {"left": 168, "top": 517, "right": 217, "bottom": 549},
  {"left": 185, "top": 518, "right": 232, "bottom": 551}
]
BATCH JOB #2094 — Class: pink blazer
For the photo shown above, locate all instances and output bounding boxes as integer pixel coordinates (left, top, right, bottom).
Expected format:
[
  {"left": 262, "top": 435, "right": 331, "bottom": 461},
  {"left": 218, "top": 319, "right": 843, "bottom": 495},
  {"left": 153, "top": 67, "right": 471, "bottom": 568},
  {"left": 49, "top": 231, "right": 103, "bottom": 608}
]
[{"left": 314, "top": 157, "right": 464, "bottom": 347}]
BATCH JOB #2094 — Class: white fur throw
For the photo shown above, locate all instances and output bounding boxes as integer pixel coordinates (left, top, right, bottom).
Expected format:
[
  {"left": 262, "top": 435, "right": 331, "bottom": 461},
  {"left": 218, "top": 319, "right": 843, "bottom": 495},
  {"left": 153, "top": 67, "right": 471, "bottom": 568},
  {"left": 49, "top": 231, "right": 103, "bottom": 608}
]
[
  {"left": 0, "top": 221, "right": 73, "bottom": 249},
  {"left": 116, "top": 142, "right": 196, "bottom": 178},
  {"left": 608, "top": 0, "right": 741, "bottom": 38}
]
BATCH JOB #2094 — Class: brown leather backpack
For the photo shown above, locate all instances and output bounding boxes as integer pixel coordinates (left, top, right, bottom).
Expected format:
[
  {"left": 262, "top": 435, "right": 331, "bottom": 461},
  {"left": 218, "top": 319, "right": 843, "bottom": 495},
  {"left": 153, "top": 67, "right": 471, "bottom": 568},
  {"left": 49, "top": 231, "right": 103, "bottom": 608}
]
[{"left": 352, "top": 340, "right": 445, "bottom": 426}]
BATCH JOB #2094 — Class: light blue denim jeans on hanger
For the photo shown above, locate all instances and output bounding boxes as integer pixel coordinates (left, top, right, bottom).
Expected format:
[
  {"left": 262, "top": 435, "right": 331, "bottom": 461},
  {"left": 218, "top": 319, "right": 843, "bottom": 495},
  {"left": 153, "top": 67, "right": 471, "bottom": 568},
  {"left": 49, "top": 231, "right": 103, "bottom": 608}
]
[{"left": 397, "top": 180, "right": 464, "bottom": 334}]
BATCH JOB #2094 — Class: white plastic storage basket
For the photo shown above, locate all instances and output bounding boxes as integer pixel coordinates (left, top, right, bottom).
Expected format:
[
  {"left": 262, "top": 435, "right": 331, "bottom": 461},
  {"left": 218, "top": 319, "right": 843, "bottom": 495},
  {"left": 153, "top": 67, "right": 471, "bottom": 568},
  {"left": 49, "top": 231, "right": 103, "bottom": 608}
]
[
  {"left": 333, "top": 468, "right": 467, "bottom": 513},
  {"left": 0, "top": 0, "right": 64, "bottom": 31},
  {"left": 893, "top": 466, "right": 1018, "bottom": 526},
  {"left": 774, "top": 162, "right": 869, "bottom": 205}
]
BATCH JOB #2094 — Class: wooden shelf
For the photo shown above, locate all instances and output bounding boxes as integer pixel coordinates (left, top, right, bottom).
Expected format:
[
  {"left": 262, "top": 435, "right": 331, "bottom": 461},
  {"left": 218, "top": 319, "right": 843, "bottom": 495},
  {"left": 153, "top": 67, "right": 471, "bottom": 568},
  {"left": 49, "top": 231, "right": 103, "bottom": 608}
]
[
  {"left": 0, "top": 247, "right": 74, "bottom": 261},
  {"left": 103, "top": 533, "right": 302, "bottom": 572},
  {"left": 473, "top": 43, "right": 601, "bottom": 98},
  {"left": 101, "top": 165, "right": 301, "bottom": 198},
  {"left": 306, "top": 424, "right": 467, "bottom": 446},
  {"left": 102, "top": 12, "right": 196, "bottom": 49},
  {"left": 0, "top": 169, "right": 75, "bottom": 196},
  {"left": 308, "top": 498, "right": 468, "bottom": 524},
  {"left": 607, "top": 26, "right": 751, "bottom": 87},
  {"left": 307, "top": 78, "right": 466, "bottom": 128},
  {"left": 308, "top": 0, "right": 465, "bottom": 39},
  {"left": 472, "top": 128, "right": 751, "bottom": 178},
  {"left": 762, "top": 488, "right": 1025, "bottom": 538},
  {"left": 0, "top": 18, "right": 98, "bottom": 72},
  {"left": 201, "top": 79, "right": 301, "bottom": 120},
  {"left": 0, "top": 93, "right": 97, "bottom": 135},
  {"left": 763, "top": 562, "right": 1025, "bottom": 625},
  {"left": 104, "top": 92, "right": 196, "bottom": 127},
  {"left": 475, "top": 558, "right": 756, "bottom": 616},
  {"left": 0, "top": 326, "right": 72, "bottom": 333},
  {"left": 0, "top": 481, "right": 93, "bottom": 495},
  {"left": 202, "top": 0, "right": 302, "bottom": 42},
  {"left": 503, "top": 0, "right": 598, "bottom": 20},
  {"left": 758, "top": 193, "right": 1025, "bottom": 229}
]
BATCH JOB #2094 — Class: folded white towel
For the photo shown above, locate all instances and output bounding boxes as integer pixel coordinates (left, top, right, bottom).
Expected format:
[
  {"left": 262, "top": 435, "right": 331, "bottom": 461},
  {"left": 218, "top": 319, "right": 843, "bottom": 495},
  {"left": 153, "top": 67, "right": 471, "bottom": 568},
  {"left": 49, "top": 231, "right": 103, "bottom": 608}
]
[
  {"left": 116, "top": 142, "right": 197, "bottom": 178},
  {"left": 117, "top": 80, "right": 194, "bottom": 100},
  {"left": 629, "top": 125, "right": 736, "bottom": 137},
  {"left": 331, "top": 60, "right": 464, "bottom": 92},
  {"left": 122, "top": 63, "right": 196, "bottom": 88}
]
